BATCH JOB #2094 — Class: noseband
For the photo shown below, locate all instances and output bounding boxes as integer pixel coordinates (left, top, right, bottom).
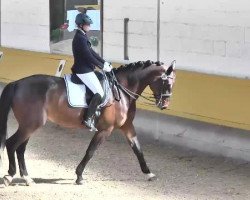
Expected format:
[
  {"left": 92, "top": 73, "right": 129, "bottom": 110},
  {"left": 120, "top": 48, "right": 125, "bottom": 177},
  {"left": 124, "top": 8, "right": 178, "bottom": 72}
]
[{"left": 154, "top": 73, "right": 174, "bottom": 107}]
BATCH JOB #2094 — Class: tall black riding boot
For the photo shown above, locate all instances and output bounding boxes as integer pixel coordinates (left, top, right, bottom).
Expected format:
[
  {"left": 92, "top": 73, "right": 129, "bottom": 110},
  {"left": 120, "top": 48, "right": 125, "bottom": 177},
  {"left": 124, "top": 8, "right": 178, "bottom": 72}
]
[{"left": 84, "top": 93, "right": 102, "bottom": 131}]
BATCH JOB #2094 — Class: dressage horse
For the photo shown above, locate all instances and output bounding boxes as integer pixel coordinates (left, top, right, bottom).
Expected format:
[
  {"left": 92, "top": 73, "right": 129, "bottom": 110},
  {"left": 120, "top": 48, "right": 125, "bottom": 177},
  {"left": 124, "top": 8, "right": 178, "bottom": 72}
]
[{"left": 0, "top": 60, "right": 176, "bottom": 186}]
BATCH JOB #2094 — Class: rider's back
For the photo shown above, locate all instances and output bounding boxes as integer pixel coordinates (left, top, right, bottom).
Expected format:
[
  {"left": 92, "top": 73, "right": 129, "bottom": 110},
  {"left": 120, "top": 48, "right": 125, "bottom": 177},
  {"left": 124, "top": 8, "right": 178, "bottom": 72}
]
[{"left": 71, "top": 30, "right": 95, "bottom": 74}]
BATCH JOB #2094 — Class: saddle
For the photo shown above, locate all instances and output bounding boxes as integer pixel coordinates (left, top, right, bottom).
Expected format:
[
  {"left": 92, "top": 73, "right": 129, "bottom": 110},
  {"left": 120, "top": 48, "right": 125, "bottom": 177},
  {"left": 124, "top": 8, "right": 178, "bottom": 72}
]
[{"left": 64, "top": 71, "right": 112, "bottom": 108}]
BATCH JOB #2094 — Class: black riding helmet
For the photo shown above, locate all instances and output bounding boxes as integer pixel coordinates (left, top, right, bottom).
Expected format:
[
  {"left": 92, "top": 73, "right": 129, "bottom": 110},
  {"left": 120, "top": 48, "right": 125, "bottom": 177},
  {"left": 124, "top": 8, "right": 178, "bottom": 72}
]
[{"left": 75, "top": 13, "right": 93, "bottom": 26}]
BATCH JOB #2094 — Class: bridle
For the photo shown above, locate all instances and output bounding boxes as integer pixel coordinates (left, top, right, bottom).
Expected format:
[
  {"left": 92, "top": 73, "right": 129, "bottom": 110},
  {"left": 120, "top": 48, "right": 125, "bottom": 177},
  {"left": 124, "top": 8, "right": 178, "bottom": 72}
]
[
  {"left": 154, "top": 73, "right": 174, "bottom": 108},
  {"left": 107, "top": 69, "right": 175, "bottom": 107}
]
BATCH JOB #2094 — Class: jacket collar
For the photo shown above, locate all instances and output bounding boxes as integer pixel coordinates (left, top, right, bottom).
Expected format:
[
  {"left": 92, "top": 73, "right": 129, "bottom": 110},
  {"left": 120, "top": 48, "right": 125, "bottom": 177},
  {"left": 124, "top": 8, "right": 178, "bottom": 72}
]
[{"left": 77, "top": 28, "right": 86, "bottom": 35}]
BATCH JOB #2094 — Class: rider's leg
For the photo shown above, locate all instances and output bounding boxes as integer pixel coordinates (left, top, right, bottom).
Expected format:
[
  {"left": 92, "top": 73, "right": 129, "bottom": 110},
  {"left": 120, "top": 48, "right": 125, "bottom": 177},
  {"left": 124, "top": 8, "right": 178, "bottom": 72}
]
[
  {"left": 76, "top": 72, "right": 104, "bottom": 130},
  {"left": 84, "top": 93, "right": 102, "bottom": 129}
]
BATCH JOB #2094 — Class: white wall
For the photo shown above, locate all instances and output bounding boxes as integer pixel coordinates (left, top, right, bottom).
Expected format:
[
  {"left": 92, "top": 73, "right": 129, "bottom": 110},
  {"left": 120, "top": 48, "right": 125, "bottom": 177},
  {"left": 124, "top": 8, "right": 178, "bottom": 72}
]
[
  {"left": 104, "top": 0, "right": 250, "bottom": 78},
  {"left": 135, "top": 110, "right": 250, "bottom": 162},
  {"left": 160, "top": 0, "right": 250, "bottom": 77},
  {"left": 103, "top": 0, "right": 158, "bottom": 63},
  {"left": 1, "top": 0, "right": 50, "bottom": 52}
]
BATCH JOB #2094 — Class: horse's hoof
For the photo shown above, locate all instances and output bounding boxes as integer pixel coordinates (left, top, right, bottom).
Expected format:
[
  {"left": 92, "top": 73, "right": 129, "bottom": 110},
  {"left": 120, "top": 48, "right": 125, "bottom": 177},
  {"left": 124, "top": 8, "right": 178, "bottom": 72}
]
[
  {"left": 75, "top": 177, "right": 84, "bottom": 185},
  {"left": 76, "top": 179, "right": 84, "bottom": 185},
  {"left": 3, "top": 175, "right": 13, "bottom": 187},
  {"left": 147, "top": 173, "right": 157, "bottom": 181},
  {"left": 22, "top": 176, "right": 35, "bottom": 186},
  {"left": 76, "top": 180, "right": 84, "bottom": 185}
]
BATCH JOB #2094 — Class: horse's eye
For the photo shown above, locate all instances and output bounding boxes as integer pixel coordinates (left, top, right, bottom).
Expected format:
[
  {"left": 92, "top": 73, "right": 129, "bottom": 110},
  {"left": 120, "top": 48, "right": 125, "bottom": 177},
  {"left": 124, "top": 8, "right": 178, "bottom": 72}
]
[{"left": 161, "top": 74, "right": 168, "bottom": 80}]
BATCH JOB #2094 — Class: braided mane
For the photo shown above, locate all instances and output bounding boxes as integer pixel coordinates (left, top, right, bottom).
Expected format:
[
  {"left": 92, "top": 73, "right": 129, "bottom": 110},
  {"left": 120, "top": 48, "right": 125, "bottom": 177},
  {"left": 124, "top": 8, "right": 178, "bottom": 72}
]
[{"left": 114, "top": 60, "right": 164, "bottom": 73}]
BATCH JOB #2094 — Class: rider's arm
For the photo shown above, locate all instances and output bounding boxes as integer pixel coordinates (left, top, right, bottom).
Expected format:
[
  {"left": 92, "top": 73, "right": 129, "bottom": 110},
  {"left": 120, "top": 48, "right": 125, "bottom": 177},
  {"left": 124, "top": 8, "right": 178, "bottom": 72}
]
[
  {"left": 90, "top": 48, "right": 105, "bottom": 64},
  {"left": 80, "top": 37, "right": 104, "bottom": 69}
]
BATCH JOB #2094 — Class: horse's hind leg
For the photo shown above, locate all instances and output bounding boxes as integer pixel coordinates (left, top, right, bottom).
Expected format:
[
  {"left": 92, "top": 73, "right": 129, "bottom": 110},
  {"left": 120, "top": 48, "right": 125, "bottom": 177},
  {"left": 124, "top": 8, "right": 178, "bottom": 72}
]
[
  {"left": 4, "top": 124, "right": 42, "bottom": 186},
  {"left": 3, "top": 129, "right": 29, "bottom": 186},
  {"left": 16, "top": 139, "right": 34, "bottom": 186},
  {"left": 16, "top": 139, "right": 29, "bottom": 177}
]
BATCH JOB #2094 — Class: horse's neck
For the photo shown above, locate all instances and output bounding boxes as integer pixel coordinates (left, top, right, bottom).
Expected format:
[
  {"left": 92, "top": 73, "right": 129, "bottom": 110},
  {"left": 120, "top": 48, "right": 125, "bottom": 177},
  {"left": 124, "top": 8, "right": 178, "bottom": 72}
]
[{"left": 117, "top": 66, "right": 158, "bottom": 96}]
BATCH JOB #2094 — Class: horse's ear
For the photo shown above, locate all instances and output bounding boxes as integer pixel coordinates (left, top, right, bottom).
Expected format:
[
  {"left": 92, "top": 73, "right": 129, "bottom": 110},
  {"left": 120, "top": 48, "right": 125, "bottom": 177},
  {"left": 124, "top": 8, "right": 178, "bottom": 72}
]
[
  {"left": 165, "top": 60, "right": 176, "bottom": 75},
  {"left": 171, "top": 60, "right": 176, "bottom": 70},
  {"left": 166, "top": 66, "right": 173, "bottom": 75}
]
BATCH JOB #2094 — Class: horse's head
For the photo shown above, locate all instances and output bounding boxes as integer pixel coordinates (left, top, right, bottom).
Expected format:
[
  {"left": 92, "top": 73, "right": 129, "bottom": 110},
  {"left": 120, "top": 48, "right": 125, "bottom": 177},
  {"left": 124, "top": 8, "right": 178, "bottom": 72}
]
[{"left": 149, "top": 60, "right": 176, "bottom": 110}]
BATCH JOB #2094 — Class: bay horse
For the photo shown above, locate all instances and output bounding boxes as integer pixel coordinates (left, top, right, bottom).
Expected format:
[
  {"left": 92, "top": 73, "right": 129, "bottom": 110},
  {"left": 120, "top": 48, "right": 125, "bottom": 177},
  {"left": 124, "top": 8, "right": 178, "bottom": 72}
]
[{"left": 0, "top": 60, "right": 176, "bottom": 186}]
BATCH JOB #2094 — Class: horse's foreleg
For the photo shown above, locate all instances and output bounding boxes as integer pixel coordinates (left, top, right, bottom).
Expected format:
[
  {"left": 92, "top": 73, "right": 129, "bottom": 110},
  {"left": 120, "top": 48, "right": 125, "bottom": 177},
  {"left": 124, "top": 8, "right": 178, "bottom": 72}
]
[
  {"left": 75, "top": 130, "right": 109, "bottom": 185},
  {"left": 121, "top": 124, "right": 156, "bottom": 181}
]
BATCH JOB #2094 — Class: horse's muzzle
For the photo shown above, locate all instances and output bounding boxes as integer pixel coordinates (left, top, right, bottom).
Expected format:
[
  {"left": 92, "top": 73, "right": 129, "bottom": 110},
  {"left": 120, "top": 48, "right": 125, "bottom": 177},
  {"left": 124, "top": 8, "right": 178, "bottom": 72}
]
[{"left": 157, "top": 99, "right": 170, "bottom": 110}]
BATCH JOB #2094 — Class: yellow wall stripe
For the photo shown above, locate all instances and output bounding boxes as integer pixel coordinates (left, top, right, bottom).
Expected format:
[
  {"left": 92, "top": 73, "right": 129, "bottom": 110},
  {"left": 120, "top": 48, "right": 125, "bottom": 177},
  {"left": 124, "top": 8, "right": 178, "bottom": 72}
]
[{"left": 0, "top": 47, "right": 250, "bottom": 131}]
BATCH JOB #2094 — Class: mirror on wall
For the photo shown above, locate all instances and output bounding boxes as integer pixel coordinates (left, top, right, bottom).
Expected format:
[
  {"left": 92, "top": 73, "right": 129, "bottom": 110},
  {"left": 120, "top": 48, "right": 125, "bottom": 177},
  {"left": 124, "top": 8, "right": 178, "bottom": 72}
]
[{"left": 50, "top": 0, "right": 102, "bottom": 55}]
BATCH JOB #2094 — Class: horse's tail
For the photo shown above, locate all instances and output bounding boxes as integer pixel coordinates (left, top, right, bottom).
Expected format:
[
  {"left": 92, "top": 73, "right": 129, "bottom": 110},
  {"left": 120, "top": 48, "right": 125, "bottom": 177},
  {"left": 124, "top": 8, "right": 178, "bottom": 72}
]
[{"left": 0, "top": 83, "right": 15, "bottom": 164}]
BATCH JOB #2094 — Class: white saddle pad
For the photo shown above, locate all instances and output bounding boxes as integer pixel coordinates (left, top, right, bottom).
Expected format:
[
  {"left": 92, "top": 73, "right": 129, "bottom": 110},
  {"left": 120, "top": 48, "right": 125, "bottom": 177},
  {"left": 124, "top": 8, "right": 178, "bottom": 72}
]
[{"left": 64, "top": 74, "right": 111, "bottom": 108}]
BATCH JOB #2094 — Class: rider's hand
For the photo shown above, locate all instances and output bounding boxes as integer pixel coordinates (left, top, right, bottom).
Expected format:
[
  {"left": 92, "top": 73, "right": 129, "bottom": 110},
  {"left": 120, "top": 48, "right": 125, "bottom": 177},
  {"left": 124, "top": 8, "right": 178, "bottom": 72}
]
[{"left": 103, "top": 62, "right": 112, "bottom": 72}]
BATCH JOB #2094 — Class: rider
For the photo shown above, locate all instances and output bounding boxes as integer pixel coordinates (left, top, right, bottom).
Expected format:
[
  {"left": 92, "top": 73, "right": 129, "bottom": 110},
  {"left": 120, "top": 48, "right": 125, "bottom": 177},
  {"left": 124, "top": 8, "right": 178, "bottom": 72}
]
[{"left": 72, "top": 12, "right": 112, "bottom": 131}]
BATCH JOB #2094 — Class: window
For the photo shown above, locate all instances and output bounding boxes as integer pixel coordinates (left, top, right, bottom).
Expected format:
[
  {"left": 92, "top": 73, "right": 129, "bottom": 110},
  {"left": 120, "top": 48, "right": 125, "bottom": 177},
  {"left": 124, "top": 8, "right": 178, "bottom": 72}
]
[{"left": 50, "top": 0, "right": 102, "bottom": 55}]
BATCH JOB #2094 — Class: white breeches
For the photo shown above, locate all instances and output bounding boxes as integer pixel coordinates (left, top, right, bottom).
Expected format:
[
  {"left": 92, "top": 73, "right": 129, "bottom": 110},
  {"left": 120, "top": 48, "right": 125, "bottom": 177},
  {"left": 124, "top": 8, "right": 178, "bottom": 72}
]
[{"left": 76, "top": 72, "right": 104, "bottom": 98}]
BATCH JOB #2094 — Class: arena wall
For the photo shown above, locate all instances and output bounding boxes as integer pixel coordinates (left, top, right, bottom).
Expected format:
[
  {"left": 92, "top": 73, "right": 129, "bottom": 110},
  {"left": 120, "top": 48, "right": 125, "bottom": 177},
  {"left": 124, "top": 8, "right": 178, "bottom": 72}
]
[
  {"left": 103, "top": 0, "right": 250, "bottom": 78},
  {"left": 1, "top": 0, "right": 50, "bottom": 52}
]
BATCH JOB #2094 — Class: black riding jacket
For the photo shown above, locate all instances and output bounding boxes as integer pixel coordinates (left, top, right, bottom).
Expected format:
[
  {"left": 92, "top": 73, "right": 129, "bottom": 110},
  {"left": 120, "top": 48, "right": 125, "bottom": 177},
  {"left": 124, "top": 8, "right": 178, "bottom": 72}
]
[{"left": 71, "top": 29, "right": 105, "bottom": 74}]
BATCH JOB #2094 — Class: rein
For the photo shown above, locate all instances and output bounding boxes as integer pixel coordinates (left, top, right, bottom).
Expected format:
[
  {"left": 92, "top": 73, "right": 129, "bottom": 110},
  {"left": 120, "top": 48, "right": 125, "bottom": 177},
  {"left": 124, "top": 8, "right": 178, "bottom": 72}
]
[
  {"left": 109, "top": 70, "right": 122, "bottom": 101},
  {"left": 108, "top": 70, "right": 172, "bottom": 105},
  {"left": 108, "top": 70, "right": 156, "bottom": 103},
  {"left": 118, "top": 83, "right": 156, "bottom": 103}
]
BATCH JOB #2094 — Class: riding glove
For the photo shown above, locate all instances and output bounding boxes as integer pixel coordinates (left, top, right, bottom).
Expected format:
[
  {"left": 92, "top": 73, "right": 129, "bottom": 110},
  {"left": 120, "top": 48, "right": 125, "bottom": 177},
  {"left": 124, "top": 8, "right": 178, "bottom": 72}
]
[{"left": 103, "top": 62, "right": 113, "bottom": 72}]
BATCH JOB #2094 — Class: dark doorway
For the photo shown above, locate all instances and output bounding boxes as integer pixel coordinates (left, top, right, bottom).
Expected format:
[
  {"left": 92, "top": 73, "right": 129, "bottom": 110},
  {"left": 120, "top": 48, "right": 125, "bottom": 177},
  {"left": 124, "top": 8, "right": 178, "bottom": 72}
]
[{"left": 50, "top": 0, "right": 65, "bottom": 37}]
